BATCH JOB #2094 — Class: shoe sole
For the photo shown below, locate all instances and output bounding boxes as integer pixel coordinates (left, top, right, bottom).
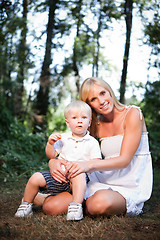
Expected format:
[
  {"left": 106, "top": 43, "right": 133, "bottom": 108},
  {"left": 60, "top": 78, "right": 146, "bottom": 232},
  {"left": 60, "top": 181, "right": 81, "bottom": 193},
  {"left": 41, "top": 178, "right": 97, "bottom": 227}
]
[
  {"left": 66, "top": 216, "right": 83, "bottom": 221},
  {"left": 15, "top": 212, "right": 33, "bottom": 218}
]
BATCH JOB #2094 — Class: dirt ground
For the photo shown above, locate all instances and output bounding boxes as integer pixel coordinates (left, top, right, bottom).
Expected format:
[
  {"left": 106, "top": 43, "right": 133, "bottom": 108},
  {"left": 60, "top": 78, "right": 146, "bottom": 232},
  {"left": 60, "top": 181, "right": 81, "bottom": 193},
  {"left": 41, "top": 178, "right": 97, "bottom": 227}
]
[{"left": 0, "top": 168, "right": 160, "bottom": 240}]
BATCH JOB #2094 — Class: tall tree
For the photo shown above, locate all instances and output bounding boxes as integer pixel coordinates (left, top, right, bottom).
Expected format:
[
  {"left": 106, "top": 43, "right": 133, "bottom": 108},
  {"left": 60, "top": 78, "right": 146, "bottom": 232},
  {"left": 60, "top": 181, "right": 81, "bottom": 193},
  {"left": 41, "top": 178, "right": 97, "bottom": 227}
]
[
  {"left": 0, "top": 0, "right": 13, "bottom": 101},
  {"left": 91, "top": 0, "right": 103, "bottom": 77},
  {"left": 143, "top": 1, "right": 160, "bottom": 75},
  {"left": 14, "top": 0, "right": 29, "bottom": 118},
  {"left": 90, "top": 0, "right": 121, "bottom": 77},
  {"left": 33, "top": 0, "right": 59, "bottom": 131},
  {"left": 119, "top": 0, "right": 133, "bottom": 103},
  {"left": 59, "top": 0, "right": 93, "bottom": 98},
  {"left": 0, "top": 0, "right": 24, "bottom": 114},
  {"left": 72, "top": 0, "right": 83, "bottom": 95}
]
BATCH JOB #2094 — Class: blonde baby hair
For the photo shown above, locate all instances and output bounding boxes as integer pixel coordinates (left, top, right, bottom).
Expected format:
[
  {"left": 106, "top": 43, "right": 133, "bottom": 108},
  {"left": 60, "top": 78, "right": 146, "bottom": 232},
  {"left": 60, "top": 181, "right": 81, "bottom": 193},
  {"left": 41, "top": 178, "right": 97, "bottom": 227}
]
[{"left": 64, "top": 100, "right": 92, "bottom": 119}]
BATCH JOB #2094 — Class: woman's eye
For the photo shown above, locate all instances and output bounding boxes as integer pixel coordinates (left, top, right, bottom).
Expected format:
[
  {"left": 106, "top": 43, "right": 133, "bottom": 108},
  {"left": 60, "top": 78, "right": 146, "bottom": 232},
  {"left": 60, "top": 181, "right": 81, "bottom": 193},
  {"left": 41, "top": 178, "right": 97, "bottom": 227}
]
[{"left": 90, "top": 98, "right": 96, "bottom": 102}]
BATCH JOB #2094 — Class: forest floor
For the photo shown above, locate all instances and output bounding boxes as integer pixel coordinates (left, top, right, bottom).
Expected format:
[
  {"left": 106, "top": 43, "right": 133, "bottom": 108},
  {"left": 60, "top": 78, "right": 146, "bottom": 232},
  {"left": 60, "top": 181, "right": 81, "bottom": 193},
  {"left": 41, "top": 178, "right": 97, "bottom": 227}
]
[{"left": 0, "top": 168, "right": 160, "bottom": 240}]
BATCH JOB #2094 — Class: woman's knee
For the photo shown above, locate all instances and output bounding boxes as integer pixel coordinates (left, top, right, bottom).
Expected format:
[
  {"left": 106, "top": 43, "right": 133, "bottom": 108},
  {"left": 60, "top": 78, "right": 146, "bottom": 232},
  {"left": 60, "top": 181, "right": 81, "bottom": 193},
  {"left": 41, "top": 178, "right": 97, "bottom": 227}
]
[
  {"left": 86, "top": 190, "right": 126, "bottom": 216},
  {"left": 43, "top": 197, "right": 60, "bottom": 215},
  {"left": 86, "top": 191, "right": 112, "bottom": 215},
  {"left": 43, "top": 192, "right": 72, "bottom": 215}
]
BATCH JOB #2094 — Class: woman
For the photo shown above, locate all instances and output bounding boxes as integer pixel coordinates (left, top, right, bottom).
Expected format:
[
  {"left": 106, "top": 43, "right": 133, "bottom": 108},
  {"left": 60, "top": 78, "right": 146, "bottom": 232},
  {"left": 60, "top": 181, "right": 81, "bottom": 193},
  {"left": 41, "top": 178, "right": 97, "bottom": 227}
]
[{"left": 42, "top": 77, "right": 153, "bottom": 217}]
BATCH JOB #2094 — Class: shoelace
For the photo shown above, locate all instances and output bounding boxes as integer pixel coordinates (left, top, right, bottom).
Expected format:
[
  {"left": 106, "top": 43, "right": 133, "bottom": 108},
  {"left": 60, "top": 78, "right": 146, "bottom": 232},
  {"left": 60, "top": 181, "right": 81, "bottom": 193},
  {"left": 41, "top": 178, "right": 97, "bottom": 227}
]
[
  {"left": 68, "top": 203, "right": 81, "bottom": 213},
  {"left": 17, "top": 202, "right": 32, "bottom": 211}
]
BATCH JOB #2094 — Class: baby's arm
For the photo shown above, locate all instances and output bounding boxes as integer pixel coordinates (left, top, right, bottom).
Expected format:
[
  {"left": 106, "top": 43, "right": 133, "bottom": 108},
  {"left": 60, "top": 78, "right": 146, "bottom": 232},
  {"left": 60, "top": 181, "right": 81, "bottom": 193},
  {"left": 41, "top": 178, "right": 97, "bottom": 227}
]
[{"left": 45, "top": 133, "right": 61, "bottom": 159}]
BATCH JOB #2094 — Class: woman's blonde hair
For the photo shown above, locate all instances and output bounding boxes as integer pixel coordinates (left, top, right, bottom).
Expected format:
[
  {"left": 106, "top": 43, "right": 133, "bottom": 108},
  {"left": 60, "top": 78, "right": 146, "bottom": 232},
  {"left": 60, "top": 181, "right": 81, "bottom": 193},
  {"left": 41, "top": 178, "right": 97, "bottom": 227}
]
[{"left": 79, "top": 77, "right": 125, "bottom": 137}]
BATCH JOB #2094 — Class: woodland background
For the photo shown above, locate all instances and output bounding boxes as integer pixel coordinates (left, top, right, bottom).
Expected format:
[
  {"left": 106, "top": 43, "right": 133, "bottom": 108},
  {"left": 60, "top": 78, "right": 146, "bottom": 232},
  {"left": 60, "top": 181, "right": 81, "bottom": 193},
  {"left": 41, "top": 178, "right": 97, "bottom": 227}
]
[
  {"left": 0, "top": 1, "right": 160, "bottom": 239},
  {"left": 0, "top": 0, "right": 160, "bottom": 186}
]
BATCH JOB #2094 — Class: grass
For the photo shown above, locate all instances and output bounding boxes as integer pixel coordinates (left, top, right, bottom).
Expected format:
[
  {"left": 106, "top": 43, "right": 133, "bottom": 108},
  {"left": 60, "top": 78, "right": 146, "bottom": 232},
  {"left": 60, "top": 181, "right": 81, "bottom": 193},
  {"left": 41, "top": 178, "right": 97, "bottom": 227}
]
[{"left": 0, "top": 168, "right": 160, "bottom": 240}]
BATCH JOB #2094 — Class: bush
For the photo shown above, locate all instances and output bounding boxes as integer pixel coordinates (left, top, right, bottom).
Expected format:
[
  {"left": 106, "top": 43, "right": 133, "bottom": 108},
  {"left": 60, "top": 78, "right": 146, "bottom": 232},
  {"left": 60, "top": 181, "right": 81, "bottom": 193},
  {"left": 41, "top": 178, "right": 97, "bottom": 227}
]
[
  {"left": 0, "top": 106, "right": 48, "bottom": 180},
  {"left": 140, "top": 81, "right": 160, "bottom": 166}
]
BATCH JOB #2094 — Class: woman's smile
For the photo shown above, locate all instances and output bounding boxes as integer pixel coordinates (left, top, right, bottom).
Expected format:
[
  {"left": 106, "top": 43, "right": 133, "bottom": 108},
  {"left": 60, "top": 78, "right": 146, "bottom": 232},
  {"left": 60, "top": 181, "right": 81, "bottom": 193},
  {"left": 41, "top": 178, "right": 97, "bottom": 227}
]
[
  {"left": 87, "top": 84, "right": 113, "bottom": 114},
  {"left": 100, "top": 102, "right": 109, "bottom": 110}
]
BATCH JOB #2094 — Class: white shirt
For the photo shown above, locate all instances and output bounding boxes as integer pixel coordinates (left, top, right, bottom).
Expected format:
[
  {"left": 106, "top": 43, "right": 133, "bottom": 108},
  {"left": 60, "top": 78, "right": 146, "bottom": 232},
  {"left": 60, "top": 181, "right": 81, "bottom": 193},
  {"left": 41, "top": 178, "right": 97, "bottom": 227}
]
[{"left": 54, "top": 131, "right": 101, "bottom": 162}]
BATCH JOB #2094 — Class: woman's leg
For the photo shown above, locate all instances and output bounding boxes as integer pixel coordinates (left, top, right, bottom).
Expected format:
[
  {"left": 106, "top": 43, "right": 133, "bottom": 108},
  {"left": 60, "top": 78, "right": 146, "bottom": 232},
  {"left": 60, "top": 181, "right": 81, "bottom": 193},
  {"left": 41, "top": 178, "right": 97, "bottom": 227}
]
[
  {"left": 43, "top": 192, "right": 73, "bottom": 215},
  {"left": 86, "top": 189, "right": 126, "bottom": 216},
  {"left": 33, "top": 192, "right": 50, "bottom": 206}
]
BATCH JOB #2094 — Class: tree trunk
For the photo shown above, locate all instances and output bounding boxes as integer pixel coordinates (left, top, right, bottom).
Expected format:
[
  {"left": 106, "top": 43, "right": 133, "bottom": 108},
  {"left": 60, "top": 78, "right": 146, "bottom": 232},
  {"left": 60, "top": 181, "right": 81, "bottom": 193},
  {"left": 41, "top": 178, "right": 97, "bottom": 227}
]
[
  {"left": 14, "top": 0, "right": 28, "bottom": 118},
  {"left": 91, "top": 0, "right": 103, "bottom": 77},
  {"left": 72, "top": 0, "right": 83, "bottom": 97},
  {"left": 95, "top": 10, "right": 102, "bottom": 77},
  {"left": 34, "top": 0, "right": 58, "bottom": 131},
  {"left": 120, "top": 0, "right": 133, "bottom": 104}
]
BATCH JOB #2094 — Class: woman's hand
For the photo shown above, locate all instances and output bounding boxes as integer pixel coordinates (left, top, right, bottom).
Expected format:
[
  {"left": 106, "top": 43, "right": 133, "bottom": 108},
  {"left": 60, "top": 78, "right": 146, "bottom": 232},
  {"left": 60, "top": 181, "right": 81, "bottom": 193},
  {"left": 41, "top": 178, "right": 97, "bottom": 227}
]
[
  {"left": 49, "top": 158, "right": 69, "bottom": 183},
  {"left": 65, "top": 161, "right": 90, "bottom": 179}
]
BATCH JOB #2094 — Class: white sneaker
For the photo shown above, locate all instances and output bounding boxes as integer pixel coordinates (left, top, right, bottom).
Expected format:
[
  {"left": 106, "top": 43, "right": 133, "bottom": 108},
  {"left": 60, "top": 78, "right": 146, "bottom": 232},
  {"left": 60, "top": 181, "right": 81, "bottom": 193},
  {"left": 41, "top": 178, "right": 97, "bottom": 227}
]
[
  {"left": 15, "top": 201, "right": 33, "bottom": 217},
  {"left": 66, "top": 202, "right": 83, "bottom": 221}
]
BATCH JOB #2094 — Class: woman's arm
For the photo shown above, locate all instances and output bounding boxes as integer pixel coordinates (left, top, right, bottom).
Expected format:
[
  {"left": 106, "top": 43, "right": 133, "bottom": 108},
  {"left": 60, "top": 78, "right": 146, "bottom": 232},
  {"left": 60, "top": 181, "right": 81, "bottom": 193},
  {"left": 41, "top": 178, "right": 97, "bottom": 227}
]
[
  {"left": 49, "top": 158, "right": 69, "bottom": 183},
  {"left": 66, "top": 108, "right": 144, "bottom": 178}
]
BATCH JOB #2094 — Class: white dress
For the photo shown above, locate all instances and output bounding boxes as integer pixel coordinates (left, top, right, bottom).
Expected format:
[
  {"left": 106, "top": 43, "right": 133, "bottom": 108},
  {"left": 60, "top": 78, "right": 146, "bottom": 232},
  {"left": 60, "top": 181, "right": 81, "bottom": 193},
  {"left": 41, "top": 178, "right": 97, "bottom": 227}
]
[{"left": 85, "top": 107, "right": 153, "bottom": 216}]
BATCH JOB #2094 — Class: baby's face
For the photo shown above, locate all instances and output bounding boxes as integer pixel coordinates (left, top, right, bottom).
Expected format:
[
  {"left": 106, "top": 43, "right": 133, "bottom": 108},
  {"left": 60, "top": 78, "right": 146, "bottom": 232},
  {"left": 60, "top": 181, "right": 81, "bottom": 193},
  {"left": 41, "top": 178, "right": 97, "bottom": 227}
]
[{"left": 65, "top": 109, "right": 91, "bottom": 138}]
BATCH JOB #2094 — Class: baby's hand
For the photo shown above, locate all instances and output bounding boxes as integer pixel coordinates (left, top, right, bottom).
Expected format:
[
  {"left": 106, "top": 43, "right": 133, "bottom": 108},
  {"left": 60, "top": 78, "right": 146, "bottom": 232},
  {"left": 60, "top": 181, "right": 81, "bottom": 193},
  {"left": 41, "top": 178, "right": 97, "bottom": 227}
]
[{"left": 48, "top": 133, "right": 62, "bottom": 145}]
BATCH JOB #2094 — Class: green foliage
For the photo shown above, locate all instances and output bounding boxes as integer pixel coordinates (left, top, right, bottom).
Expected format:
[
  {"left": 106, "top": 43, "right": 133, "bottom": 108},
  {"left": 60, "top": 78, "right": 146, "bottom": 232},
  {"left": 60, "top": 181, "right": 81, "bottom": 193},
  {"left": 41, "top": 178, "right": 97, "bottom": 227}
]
[
  {"left": 140, "top": 81, "right": 160, "bottom": 165},
  {"left": 142, "top": 1, "right": 160, "bottom": 69},
  {"left": 0, "top": 131, "right": 48, "bottom": 178},
  {"left": 0, "top": 104, "right": 14, "bottom": 138},
  {"left": 49, "top": 114, "right": 66, "bottom": 132},
  {"left": 148, "top": 131, "right": 160, "bottom": 165},
  {"left": 0, "top": 105, "right": 48, "bottom": 180},
  {"left": 47, "top": 106, "right": 67, "bottom": 134},
  {"left": 141, "top": 81, "right": 160, "bottom": 130}
]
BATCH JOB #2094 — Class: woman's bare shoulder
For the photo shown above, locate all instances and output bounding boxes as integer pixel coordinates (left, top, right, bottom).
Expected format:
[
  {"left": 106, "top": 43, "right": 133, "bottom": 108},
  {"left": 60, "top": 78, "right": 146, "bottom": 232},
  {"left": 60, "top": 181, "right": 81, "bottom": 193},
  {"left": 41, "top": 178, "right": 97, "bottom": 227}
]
[{"left": 123, "top": 106, "right": 144, "bottom": 131}]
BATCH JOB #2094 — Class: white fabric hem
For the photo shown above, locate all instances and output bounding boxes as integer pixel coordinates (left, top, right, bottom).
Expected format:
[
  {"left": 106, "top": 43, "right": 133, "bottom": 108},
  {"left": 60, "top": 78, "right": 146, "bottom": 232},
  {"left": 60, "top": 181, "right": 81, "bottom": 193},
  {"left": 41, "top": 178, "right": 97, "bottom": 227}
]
[{"left": 84, "top": 182, "right": 144, "bottom": 216}]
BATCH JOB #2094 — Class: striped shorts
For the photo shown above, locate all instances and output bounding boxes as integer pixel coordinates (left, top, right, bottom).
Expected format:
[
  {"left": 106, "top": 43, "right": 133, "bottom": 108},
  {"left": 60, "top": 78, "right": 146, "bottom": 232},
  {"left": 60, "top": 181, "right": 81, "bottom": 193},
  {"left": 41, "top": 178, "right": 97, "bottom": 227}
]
[{"left": 39, "top": 170, "right": 72, "bottom": 196}]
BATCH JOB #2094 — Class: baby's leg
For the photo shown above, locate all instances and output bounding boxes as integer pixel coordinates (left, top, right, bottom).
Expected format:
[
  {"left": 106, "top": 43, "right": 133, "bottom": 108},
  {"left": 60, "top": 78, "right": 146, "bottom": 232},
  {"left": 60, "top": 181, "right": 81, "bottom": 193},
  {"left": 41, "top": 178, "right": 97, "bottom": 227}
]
[
  {"left": 23, "top": 172, "right": 47, "bottom": 203},
  {"left": 15, "top": 172, "right": 47, "bottom": 217},
  {"left": 66, "top": 173, "right": 86, "bottom": 220},
  {"left": 71, "top": 173, "right": 86, "bottom": 204}
]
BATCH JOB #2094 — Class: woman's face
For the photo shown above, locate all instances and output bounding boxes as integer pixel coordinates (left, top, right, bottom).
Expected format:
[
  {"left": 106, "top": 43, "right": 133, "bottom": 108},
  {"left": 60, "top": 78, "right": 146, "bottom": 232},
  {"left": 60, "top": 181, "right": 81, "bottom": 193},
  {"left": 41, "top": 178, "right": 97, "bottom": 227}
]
[{"left": 87, "top": 84, "right": 114, "bottom": 115}]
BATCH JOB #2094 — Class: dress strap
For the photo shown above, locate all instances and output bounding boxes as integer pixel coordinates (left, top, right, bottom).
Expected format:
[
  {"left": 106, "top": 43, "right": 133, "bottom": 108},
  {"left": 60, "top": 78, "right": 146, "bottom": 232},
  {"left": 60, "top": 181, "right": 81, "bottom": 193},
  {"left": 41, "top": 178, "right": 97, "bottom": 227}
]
[{"left": 123, "top": 105, "right": 143, "bottom": 124}]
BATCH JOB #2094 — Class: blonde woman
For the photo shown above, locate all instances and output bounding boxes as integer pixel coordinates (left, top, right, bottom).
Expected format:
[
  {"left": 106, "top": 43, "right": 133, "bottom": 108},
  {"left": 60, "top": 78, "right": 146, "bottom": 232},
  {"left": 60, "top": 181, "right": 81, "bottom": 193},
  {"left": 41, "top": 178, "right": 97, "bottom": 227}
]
[{"left": 44, "top": 77, "right": 152, "bottom": 217}]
